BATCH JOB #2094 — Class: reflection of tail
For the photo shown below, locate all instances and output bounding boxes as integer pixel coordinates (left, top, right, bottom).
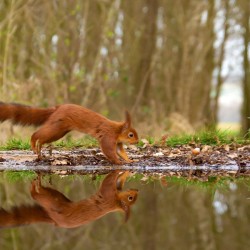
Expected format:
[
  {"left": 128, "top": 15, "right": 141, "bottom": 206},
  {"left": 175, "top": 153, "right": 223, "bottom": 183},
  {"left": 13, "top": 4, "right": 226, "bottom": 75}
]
[{"left": 0, "top": 205, "right": 54, "bottom": 228}]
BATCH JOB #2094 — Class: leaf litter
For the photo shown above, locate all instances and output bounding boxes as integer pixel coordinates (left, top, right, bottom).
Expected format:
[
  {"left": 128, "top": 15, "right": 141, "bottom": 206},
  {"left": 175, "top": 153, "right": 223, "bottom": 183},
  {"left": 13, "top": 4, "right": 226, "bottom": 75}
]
[{"left": 0, "top": 142, "right": 249, "bottom": 180}]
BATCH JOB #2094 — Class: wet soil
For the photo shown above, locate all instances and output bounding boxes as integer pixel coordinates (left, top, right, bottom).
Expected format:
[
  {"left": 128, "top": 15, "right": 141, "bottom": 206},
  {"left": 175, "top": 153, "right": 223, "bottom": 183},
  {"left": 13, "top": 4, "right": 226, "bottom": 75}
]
[{"left": 0, "top": 143, "right": 249, "bottom": 179}]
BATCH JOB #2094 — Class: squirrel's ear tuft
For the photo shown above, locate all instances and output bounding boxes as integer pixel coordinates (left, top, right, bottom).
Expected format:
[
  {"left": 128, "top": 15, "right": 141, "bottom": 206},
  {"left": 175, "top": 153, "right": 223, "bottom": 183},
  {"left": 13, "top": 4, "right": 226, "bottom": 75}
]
[{"left": 124, "top": 111, "right": 131, "bottom": 128}]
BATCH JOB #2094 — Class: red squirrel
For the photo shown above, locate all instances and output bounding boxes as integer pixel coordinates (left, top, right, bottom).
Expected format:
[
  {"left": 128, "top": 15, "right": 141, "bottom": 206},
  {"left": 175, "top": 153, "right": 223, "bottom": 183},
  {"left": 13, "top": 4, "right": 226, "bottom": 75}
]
[
  {"left": 0, "top": 171, "right": 138, "bottom": 228},
  {"left": 0, "top": 102, "right": 139, "bottom": 164}
]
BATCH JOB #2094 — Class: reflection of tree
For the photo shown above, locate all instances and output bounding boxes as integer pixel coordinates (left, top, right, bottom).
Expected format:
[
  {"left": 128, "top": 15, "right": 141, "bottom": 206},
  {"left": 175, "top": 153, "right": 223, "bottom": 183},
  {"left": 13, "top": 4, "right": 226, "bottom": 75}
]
[
  {"left": 186, "top": 188, "right": 216, "bottom": 250},
  {"left": 141, "top": 183, "right": 158, "bottom": 250},
  {"left": 0, "top": 171, "right": 138, "bottom": 228}
]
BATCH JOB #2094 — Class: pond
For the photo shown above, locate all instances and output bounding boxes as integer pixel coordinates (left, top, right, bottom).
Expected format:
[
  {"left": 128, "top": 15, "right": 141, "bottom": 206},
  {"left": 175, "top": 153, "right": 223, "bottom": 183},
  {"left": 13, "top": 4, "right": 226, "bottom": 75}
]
[{"left": 0, "top": 170, "right": 250, "bottom": 250}]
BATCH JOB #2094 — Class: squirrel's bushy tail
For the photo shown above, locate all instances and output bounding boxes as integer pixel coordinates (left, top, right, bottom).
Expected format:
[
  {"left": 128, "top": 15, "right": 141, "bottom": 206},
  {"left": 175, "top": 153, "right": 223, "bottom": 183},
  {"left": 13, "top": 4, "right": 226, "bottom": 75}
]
[{"left": 0, "top": 102, "right": 56, "bottom": 126}]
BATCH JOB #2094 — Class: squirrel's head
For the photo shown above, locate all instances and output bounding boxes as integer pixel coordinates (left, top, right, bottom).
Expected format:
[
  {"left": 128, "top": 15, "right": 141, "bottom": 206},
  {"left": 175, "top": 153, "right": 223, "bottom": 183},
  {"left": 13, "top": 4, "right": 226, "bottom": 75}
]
[
  {"left": 117, "top": 189, "right": 138, "bottom": 222},
  {"left": 118, "top": 111, "right": 139, "bottom": 144}
]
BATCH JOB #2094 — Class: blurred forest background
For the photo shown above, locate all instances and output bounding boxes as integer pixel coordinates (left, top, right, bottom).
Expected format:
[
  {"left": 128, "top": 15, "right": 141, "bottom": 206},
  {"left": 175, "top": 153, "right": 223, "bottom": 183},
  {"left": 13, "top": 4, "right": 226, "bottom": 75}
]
[{"left": 0, "top": 0, "right": 249, "bottom": 137}]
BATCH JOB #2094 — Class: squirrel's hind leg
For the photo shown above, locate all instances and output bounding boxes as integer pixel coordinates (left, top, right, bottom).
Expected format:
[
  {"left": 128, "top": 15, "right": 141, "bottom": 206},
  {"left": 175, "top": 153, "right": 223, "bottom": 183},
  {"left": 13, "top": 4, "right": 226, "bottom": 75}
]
[{"left": 31, "top": 124, "right": 69, "bottom": 157}]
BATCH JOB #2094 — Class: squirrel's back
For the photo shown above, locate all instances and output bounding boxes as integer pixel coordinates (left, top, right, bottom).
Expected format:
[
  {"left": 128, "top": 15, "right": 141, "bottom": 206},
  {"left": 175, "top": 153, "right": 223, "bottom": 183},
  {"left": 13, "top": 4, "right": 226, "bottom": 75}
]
[{"left": 0, "top": 102, "right": 56, "bottom": 126}]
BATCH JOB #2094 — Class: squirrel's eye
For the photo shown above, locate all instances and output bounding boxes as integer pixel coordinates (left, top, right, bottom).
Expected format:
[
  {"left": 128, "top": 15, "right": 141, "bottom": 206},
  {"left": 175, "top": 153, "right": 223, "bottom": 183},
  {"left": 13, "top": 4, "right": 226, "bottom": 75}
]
[
  {"left": 128, "top": 132, "right": 134, "bottom": 138},
  {"left": 128, "top": 196, "right": 134, "bottom": 201}
]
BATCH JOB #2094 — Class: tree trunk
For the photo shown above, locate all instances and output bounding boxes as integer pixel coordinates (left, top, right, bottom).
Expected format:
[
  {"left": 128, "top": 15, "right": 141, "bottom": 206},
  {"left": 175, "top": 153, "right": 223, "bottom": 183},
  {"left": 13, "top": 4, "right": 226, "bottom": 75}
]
[
  {"left": 210, "top": 0, "right": 230, "bottom": 127},
  {"left": 241, "top": 1, "right": 250, "bottom": 136}
]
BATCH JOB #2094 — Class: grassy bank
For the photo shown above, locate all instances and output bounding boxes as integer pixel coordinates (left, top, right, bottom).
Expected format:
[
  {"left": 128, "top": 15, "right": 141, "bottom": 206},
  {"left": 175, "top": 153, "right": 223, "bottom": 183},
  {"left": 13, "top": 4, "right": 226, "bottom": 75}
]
[{"left": 0, "top": 130, "right": 248, "bottom": 151}]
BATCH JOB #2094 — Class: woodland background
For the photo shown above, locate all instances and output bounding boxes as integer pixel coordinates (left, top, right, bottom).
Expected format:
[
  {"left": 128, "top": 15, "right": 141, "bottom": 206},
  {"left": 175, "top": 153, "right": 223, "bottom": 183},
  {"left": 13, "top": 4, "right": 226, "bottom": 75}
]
[{"left": 0, "top": 0, "right": 249, "bottom": 136}]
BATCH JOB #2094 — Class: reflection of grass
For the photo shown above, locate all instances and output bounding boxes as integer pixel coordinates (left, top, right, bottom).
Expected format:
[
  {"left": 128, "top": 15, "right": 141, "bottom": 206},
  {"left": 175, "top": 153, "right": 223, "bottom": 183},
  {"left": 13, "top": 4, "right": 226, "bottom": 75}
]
[
  {"left": 136, "top": 175, "right": 250, "bottom": 198},
  {"left": 0, "top": 171, "right": 107, "bottom": 190},
  {"left": 129, "top": 173, "right": 250, "bottom": 189},
  {"left": 3, "top": 171, "right": 37, "bottom": 182},
  {"left": 165, "top": 176, "right": 230, "bottom": 189},
  {"left": 1, "top": 171, "right": 250, "bottom": 193}
]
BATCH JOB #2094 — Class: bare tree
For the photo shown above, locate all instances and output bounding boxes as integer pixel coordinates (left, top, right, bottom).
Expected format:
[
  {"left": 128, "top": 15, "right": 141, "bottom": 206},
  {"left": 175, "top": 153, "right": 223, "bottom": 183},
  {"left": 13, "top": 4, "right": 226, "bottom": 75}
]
[
  {"left": 210, "top": 0, "right": 230, "bottom": 127},
  {"left": 240, "top": 0, "right": 250, "bottom": 136}
]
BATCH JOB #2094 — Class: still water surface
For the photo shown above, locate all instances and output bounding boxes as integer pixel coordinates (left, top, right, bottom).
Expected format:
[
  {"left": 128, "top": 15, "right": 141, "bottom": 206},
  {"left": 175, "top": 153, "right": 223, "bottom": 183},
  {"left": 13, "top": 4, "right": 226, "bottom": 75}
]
[{"left": 0, "top": 171, "right": 250, "bottom": 250}]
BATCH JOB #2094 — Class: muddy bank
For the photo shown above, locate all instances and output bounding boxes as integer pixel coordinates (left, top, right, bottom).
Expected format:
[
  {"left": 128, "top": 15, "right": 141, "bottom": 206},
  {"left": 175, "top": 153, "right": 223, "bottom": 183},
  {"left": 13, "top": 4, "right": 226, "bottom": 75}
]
[{"left": 0, "top": 144, "right": 249, "bottom": 179}]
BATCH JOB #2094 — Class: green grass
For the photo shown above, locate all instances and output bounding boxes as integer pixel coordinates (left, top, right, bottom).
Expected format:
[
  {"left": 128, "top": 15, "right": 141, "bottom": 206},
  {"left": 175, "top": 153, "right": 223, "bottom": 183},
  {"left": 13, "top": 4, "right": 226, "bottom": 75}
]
[
  {"left": 0, "top": 136, "right": 98, "bottom": 151},
  {"left": 164, "top": 129, "right": 247, "bottom": 147},
  {"left": 136, "top": 129, "right": 247, "bottom": 147},
  {"left": 0, "top": 138, "right": 31, "bottom": 150},
  {"left": 0, "top": 130, "right": 248, "bottom": 151}
]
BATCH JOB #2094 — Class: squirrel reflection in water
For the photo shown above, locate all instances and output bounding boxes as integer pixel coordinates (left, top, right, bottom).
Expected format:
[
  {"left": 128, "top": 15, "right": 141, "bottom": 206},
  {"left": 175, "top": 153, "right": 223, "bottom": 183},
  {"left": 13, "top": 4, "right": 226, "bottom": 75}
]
[{"left": 0, "top": 171, "right": 138, "bottom": 228}]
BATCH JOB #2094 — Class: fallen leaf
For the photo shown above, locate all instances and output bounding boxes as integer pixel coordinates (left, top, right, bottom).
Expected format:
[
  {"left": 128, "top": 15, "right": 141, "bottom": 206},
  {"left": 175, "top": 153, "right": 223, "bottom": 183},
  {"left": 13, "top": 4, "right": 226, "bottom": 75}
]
[
  {"left": 168, "top": 153, "right": 177, "bottom": 157},
  {"left": 141, "top": 139, "right": 149, "bottom": 148},
  {"left": 153, "top": 152, "right": 164, "bottom": 157},
  {"left": 238, "top": 146, "right": 250, "bottom": 151},
  {"left": 223, "top": 145, "right": 230, "bottom": 152},
  {"left": 51, "top": 159, "right": 68, "bottom": 165},
  {"left": 127, "top": 145, "right": 139, "bottom": 151},
  {"left": 141, "top": 138, "right": 149, "bottom": 145},
  {"left": 202, "top": 145, "right": 211, "bottom": 152},
  {"left": 228, "top": 153, "right": 238, "bottom": 159},
  {"left": 171, "top": 149, "right": 181, "bottom": 154}
]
